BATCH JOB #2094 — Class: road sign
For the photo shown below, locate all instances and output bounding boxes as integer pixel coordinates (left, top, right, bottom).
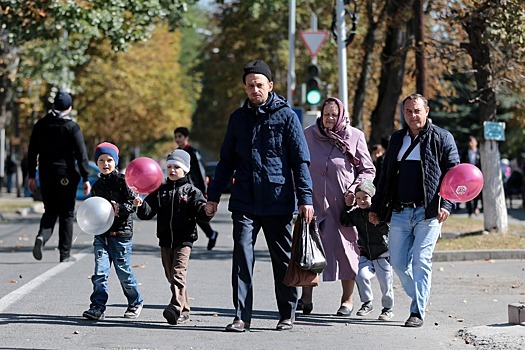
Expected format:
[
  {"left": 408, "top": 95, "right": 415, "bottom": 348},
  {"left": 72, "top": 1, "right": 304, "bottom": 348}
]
[{"left": 300, "top": 30, "right": 329, "bottom": 57}]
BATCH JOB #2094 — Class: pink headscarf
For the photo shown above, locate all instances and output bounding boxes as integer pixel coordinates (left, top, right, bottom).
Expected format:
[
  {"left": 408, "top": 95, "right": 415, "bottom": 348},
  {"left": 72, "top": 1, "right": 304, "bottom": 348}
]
[{"left": 316, "top": 97, "right": 360, "bottom": 167}]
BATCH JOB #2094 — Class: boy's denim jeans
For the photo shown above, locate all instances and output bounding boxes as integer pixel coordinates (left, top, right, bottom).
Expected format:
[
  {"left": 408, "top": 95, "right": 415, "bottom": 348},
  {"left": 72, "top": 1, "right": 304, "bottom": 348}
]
[
  {"left": 388, "top": 206, "right": 441, "bottom": 319},
  {"left": 89, "top": 235, "right": 143, "bottom": 312}
]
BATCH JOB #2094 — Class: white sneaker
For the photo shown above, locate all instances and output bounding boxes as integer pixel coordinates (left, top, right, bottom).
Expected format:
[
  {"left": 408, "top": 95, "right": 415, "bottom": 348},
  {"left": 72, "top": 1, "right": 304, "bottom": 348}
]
[{"left": 124, "top": 303, "right": 143, "bottom": 319}]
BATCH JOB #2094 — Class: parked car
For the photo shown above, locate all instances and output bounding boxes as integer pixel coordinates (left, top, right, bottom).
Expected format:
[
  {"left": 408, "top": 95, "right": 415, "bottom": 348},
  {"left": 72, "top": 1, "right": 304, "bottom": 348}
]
[
  {"left": 205, "top": 161, "right": 234, "bottom": 193},
  {"left": 26, "top": 161, "right": 100, "bottom": 201}
]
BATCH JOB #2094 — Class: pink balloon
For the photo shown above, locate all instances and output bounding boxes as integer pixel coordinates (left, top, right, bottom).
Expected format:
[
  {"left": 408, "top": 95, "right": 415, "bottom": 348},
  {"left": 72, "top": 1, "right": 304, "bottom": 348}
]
[
  {"left": 440, "top": 163, "right": 484, "bottom": 203},
  {"left": 125, "top": 157, "right": 163, "bottom": 194}
]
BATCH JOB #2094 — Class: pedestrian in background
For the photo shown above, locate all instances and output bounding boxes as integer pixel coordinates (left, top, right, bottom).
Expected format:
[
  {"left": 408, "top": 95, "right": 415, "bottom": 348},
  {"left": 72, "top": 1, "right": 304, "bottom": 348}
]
[
  {"left": 369, "top": 93, "right": 459, "bottom": 328},
  {"left": 205, "top": 59, "right": 314, "bottom": 332},
  {"left": 4, "top": 154, "right": 16, "bottom": 193},
  {"left": 136, "top": 149, "right": 210, "bottom": 325},
  {"left": 83, "top": 142, "right": 143, "bottom": 321},
  {"left": 301, "top": 97, "right": 375, "bottom": 317},
  {"left": 461, "top": 135, "right": 482, "bottom": 216},
  {"left": 341, "top": 180, "right": 394, "bottom": 321},
  {"left": 27, "top": 91, "right": 91, "bottom": 262},
  {"left": 174, "top": 126, "right": 219, "bottom": 250}
]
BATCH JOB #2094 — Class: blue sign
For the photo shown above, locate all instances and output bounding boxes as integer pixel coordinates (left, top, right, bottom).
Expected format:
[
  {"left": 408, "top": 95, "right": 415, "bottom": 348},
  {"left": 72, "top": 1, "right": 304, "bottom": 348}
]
[{"left": 484, "top": 121, "right": 505, "bottom": 141}]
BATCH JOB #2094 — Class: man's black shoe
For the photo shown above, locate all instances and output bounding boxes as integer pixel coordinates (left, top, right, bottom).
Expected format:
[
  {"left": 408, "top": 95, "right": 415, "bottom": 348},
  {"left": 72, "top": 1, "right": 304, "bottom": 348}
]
[
  {"left": 60, "top": 256, "right": 76, "bottom": 263},
  {"left": 33, "top": 237, "right": 44, "bottom": 260},
  {"left": 225, "top": 318, "right": 249, "bottom": 332},
  {"left": 276, "top": 318, "right": 293, "bottom": 331},
  {"left": 207, "top": 231, "right": 218, "bottom": 251},
  {"left": 404, "top": 313, "right": 424, "bottom": 327}
]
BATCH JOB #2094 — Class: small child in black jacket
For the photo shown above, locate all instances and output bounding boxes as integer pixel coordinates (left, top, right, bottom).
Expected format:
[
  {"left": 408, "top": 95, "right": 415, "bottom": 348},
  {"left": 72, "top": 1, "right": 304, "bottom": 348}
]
[
  {"left": 135, "top": 149, "right": 210, "bottom": 325},
  {"left": 341, "top": 180, "right": 394, "bottom": 321}
]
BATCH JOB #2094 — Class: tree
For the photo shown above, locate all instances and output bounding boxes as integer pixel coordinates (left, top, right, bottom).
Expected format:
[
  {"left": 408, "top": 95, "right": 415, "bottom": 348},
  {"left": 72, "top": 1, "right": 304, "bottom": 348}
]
[
  {"left": 454, "top": 0, "right": 525, "bottom": 233},
  {"left": 74, "top": 27, "right": 191, "bottom": 161},
  {"left": 369, "top": 0, "right": 414, "bottom": 145}
]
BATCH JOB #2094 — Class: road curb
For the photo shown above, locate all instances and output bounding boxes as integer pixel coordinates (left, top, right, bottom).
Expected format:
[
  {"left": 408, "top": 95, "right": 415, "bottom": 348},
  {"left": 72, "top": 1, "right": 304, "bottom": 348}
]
[{"left": 433, "top": 249, "right": 525, "bottom": 262}]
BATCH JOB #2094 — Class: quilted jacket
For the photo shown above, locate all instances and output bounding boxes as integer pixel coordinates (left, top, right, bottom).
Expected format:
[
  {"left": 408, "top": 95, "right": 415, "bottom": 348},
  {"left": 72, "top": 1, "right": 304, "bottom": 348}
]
[
  {"left": 370, "top": 121, "right": 460, "bottom": 221},
  {"left": 207, "top": 92, "right": 313, "bottom": 216},
  {"left": 91, "top": 171, "right": 135, "bottom": 238}
]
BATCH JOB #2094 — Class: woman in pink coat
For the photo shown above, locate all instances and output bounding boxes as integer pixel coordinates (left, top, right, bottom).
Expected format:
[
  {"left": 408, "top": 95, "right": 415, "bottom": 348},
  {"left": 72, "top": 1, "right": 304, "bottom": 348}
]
[{"left": 300, "top": 97, "right": 375, "bottom": 316}]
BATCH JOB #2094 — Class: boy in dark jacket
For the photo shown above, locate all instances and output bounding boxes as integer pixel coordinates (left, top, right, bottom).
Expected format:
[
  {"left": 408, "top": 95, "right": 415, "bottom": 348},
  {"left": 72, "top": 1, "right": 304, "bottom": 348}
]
[
  {"left": 83, "top": 142, "right": 143, "bottom": 321},
  {"left": 136, "top": 149, "right": 210, "bottom": 325},
  {"left": 341, "top": 180, "right": 394, "bottom": 321}
]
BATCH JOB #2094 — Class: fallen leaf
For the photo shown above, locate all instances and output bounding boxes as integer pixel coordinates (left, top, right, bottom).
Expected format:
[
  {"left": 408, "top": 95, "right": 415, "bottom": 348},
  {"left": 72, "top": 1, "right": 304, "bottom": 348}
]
[{"left": 8, "top": 280, "right": 17, "bottom": 284}]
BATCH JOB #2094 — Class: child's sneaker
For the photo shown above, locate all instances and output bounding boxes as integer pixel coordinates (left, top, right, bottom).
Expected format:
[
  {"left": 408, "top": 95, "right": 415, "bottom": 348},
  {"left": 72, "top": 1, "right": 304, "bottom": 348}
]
[
  {"left": 83, "top": 308, "right": 105, "bottom": 320},
  {"left": 378, "top": 308, "right": 394, "bottom": 321},
  {"left": 124, "top": 303, "right": 143, "bottom": 319},
  {"left": 356, "top": 301, "right": 373, "bottom": 316}
]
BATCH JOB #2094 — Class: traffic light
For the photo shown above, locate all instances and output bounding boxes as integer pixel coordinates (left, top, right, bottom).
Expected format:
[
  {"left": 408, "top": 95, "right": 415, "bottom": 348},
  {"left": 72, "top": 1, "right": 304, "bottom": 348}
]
[{"left": 306, "top": 63, "right": 322, "bottom": 105}]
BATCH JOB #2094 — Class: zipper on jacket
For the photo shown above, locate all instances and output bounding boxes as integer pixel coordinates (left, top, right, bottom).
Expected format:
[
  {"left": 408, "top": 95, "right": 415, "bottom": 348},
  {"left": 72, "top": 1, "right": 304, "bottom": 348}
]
[{"left": 170, "top": 184, "right": 176, "bottom": 247}]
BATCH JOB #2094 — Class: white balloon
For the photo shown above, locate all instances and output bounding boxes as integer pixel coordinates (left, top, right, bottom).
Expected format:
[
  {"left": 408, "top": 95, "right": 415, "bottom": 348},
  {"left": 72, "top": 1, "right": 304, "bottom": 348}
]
[{"left": 76, "top": 197, "right": 115, "bottom": 235}]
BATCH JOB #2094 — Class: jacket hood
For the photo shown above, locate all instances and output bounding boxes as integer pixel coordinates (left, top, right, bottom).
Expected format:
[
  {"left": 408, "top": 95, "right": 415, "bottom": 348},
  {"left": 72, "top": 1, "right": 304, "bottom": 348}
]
[{"left": 242, "top": 92, "right": 290, "bottom": 115}]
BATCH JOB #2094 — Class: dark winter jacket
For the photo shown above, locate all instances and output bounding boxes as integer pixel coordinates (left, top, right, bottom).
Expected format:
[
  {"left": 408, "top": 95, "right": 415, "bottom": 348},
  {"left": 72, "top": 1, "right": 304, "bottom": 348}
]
[
  {"left": 91, "top": 171, "right": 135, "bottom": 238},
  {"left": 27, "top": 110, "right": 90, "bottom": 182},
  {"left": 207, "top": 92, "right": 313, "bottom": 215},
  {"left": 370, "top": 121, "right": 460, "bottom": 221},
  {"left": 136, "top": 177, "right": 209, "bottom": 248},
  {"left": 341, "top": 206, "right": 389, "bottom": 260}
]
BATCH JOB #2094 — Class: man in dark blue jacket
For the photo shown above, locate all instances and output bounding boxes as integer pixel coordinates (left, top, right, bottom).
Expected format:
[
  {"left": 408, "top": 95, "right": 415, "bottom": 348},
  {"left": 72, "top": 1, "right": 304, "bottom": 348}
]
[
  {"left": 369, "top": 94, "right": 459, "bottom": 328},
  {"left": 205, "top": 60, "right": 314, "bottom": 332}
]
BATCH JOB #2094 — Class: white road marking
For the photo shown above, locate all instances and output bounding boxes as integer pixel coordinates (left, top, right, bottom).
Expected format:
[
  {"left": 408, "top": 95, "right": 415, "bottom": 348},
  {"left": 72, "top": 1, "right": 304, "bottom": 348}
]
[{"left": 0, "top": 251, "right": 89, "bottom": 313}]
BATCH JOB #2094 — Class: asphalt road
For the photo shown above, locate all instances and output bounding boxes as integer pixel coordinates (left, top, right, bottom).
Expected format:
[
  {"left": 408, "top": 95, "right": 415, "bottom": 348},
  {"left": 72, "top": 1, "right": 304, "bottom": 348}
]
[{"left": 0, "top": 194, "right": 524, "bottom": 349}]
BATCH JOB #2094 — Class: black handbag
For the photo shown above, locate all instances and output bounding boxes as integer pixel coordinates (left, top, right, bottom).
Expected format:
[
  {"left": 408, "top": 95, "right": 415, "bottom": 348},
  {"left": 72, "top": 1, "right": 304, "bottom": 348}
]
[{"left": 294, "top": 216, "right": 327, "bottom": 274}]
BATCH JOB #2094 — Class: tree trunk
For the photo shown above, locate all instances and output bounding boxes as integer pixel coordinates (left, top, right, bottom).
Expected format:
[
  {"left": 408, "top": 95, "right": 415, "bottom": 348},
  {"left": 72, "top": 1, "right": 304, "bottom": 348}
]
[
  {"left": 370, "top": 0, "right": 413, "bottom": 145},
  {"left": 463, "top": 7, "right": 508, "bottom": 233},
  {"left": 351, "top": 0, "right": 381, "bottom": 130}
]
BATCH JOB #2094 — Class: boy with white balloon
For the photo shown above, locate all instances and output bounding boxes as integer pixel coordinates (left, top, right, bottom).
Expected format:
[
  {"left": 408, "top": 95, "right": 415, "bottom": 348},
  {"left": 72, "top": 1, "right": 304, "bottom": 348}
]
[{"left": 79, "top": 142, "right": 144, "bottom": 321}]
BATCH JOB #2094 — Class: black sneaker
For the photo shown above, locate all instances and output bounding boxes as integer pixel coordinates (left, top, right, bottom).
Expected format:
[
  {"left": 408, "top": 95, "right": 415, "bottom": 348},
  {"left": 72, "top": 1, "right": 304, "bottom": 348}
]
[
  {"left": 83, "top": 308, "right": 105, "bottom": 320},
  {"left": 378, "top": 308, "right": 394, "bottom": 321},
  {"left": 356, "top": 301, "right": 373, "bottom": 316},
  {"left": 33, "top": 237, "right": 44, "bottom": 260},
  {"left": 207, "top": 231, "right": 218, "bottom": 251},
  {"left": 404, "top": 313, "right": 423, "bottom": 327},
  {"left": 163, "top": 307, "right": 179, "bottom": 325}
]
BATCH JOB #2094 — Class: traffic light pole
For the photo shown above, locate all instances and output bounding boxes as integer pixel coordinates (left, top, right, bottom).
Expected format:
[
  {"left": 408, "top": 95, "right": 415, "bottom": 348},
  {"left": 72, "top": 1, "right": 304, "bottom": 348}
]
[
  {"left": 335, "top": 0, "right": 349, "bottom": 111},
  {"left": 287, "top": 0, "right": 296, "bottom": 106},
  {"left": 310, "top": 11, "right": 318, "bottom": 111}
]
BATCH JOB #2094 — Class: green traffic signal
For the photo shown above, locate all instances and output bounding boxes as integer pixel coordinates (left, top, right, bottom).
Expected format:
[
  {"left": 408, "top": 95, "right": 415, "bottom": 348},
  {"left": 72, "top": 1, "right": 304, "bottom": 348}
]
[{"left": 306, "top": 90, "right": 322, "bottom": 105}]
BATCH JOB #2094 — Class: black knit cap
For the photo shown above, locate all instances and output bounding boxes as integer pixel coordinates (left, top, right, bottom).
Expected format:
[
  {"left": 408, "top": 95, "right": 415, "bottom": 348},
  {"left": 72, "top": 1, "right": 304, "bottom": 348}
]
[
  {"left": 242, "top": 59, "right": 273, "bottom": 83},
  {"left": 54, "top": 91, "right": 72, "bottom": 111}
]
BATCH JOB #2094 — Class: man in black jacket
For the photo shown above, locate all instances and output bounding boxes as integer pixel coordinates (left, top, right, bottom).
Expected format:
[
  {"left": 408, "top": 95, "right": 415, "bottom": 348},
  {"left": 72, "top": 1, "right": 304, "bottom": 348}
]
[
  {"left": 174, "top": 127, "right": 218, "bottom": 250},
  {"left": 369, "top": 94, "right": 459, "bottom": 328},
  {"left": 27, "top": 91, "right": 91, "bottom": 262}
]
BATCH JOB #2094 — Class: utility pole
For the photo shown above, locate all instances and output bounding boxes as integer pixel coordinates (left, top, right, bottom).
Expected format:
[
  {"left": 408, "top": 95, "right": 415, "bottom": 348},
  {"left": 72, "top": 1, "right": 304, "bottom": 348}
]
[
  {"left": 287, "top": 0, "right": 296, "bottom": 106},
  {"left": 413, "top": 0, "right": 426, "bottom": 96},
  {"left": 336, "top": 0, "right": 349, "bottom": 111}
]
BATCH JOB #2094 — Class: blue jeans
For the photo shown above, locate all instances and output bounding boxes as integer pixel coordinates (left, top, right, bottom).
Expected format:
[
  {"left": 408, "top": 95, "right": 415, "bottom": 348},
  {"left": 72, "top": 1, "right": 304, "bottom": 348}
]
[
  {"left": 389, "top": 206, "right": 441, "bottom": 319},
  {"left": 89, "top": 235, "right": 143, "bottom": 312}
]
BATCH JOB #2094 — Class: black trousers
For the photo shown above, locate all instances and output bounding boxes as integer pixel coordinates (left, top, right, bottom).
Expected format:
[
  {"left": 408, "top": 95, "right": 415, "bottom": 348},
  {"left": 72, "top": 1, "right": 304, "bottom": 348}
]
[
  {"left": 37, "top": 172, "right": 79, "bottom": 259},
  {"left": 231, "top": 212, "right": 297, "bottom": 324}
]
